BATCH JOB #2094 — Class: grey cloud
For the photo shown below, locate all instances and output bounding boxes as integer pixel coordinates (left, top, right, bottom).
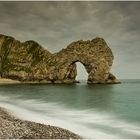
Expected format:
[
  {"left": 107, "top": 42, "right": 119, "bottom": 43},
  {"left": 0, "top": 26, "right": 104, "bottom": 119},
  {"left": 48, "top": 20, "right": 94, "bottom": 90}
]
[{"left": 0, "top": 1, "right": 140, "bottom": 79}]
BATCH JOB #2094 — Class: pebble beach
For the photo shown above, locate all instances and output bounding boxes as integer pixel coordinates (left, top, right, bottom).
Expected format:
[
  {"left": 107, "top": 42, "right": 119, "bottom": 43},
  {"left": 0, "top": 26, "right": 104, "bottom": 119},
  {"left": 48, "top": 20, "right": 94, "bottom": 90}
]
[{"left": 0, "top": 107, "right": 81, "bottom": 139}]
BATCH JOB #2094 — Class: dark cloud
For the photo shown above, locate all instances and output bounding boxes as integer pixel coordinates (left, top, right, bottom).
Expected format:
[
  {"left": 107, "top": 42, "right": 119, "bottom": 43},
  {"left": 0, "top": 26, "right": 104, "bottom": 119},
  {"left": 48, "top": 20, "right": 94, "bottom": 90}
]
[{"left": 0, "top": 1, "right": 140, "bottom": 79}]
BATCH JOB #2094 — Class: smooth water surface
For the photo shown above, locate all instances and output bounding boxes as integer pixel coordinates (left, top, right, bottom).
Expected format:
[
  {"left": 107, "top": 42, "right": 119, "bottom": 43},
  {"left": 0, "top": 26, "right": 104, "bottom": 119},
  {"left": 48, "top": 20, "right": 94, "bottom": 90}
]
[{"left": 0, "top": 80, "right": 140, "bottom": 138}]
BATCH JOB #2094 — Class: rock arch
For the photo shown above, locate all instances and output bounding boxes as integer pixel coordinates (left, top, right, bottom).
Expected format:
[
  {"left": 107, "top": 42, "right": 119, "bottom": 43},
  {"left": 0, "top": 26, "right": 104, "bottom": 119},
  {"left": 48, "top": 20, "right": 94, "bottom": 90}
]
[
  {"left": 51, "top": 38, "right": 119, "bottom": 84},
  {"left": 0, "top": 34, "right": 120, "bottom": 84}
]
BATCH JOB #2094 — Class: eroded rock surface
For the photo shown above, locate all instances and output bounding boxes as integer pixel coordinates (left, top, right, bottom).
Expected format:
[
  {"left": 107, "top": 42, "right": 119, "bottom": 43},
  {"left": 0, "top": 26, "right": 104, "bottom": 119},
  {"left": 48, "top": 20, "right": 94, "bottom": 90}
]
[{"left": 0, "top": 34, "right": 120, "bottom": 84}]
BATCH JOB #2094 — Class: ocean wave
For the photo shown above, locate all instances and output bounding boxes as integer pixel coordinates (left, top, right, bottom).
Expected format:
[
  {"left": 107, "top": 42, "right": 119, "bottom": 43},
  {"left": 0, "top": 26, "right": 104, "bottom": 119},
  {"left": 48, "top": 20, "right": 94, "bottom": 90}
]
[{"left": 0, "top": 96, "right": 140, "bottom": 138}]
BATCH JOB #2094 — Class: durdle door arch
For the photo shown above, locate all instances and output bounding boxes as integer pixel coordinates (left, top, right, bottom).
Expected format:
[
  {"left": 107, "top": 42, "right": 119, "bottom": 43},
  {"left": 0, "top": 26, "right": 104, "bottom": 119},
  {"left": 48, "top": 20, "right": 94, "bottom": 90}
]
[
  {"left": 0, "top": 34, "right": 120, "bottom": 84},
  {"left": 54, "top": 38, "right": 120, "bottom": 84}
]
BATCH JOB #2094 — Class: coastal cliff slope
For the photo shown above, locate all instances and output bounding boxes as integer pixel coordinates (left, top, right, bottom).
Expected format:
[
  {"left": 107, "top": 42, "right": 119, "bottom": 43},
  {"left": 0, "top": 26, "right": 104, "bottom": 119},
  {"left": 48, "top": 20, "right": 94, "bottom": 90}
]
[{"left": 0, "top": 34, "right": 120, "bottom": 84}]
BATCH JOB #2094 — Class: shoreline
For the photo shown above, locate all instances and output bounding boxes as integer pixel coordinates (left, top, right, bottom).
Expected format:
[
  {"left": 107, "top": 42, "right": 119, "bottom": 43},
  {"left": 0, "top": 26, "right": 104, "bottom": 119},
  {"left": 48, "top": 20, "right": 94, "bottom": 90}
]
[
  {"left": 0, "top": 78, "right": 120, "bottom": 85},
  {"left": 0, "top": 78, "right": 20, "bottom": 84},
  {"left": 0, "top": 78, "right": 80, "bottom": 85},
  {"left": 0, "top": 107, "right": 81, "bottom": 139}
]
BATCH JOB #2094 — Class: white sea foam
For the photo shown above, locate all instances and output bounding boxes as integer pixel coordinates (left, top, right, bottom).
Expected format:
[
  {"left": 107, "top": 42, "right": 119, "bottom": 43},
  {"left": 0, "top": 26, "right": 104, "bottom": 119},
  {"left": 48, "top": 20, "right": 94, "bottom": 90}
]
[{"left": 0, "top": 95, "right": 140, "bottom": 139}]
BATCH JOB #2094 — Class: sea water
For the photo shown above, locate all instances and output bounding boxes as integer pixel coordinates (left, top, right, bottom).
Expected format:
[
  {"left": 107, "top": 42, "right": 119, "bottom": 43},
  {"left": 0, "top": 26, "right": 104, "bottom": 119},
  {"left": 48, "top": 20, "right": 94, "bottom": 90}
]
[{"left": 0, "top": 79, "right": 140, "bottom": 138}]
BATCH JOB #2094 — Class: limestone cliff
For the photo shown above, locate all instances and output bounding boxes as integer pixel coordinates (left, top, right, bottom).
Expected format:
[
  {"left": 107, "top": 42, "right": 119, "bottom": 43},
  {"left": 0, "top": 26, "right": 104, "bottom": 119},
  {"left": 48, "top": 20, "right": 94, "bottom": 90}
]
[{"left": 0, "top": 34, "right": 120, "bottom": 84}]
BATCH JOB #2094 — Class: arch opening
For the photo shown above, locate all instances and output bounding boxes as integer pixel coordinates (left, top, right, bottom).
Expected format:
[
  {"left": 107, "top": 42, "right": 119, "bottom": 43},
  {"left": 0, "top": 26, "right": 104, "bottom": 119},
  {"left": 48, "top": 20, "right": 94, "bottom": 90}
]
[{"left": 75, "top": 62, "right": 88, "bottom": 82}]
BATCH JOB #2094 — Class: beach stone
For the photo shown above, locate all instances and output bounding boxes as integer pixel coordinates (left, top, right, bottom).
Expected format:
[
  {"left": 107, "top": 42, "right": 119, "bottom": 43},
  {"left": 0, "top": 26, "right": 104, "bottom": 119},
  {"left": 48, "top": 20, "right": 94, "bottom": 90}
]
[
  {"left": 0, "top": 107, "right": 81, "bottom": 139},
  {"left": 0, "top": 34, "right": 120, "bottom": 84}
]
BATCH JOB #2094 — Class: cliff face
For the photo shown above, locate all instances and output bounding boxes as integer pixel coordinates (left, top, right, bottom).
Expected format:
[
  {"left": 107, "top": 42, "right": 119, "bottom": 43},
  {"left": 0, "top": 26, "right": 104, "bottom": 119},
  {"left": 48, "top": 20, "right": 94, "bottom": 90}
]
[{"left": 0, "top": 34, "right": 120, "bottom": 84}]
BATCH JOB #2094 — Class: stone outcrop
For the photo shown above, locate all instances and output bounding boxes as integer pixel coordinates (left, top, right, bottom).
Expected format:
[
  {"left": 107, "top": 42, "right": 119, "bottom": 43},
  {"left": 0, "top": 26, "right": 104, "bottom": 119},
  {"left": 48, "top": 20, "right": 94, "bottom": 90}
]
[{"left": 0, "top": 34, "right": 120, "bottom": 84}]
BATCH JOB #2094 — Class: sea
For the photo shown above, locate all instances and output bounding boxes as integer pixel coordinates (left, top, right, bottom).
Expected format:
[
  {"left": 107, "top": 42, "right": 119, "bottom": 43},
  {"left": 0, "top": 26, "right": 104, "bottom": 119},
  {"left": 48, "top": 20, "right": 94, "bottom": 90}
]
[{"left": 0, "top": 79, "right": 140, "bottom": 139}]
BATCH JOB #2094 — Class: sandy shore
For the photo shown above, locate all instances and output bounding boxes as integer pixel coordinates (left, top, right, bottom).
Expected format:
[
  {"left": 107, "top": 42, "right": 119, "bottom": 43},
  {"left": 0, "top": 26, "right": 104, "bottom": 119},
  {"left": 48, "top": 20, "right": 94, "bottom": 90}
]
[
  {"left": 0, "top": 78, "right": 20, "bottom": 84},
  {"left": 0, "top": 78, "right": 80, "bottom": 85},
  {"left": 0, "top": 107, "right": 81, "bottom": 139}
]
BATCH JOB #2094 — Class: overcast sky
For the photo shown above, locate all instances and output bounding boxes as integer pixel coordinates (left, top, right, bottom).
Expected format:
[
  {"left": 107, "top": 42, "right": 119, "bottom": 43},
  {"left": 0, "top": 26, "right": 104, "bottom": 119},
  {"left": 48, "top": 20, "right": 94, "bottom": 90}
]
[{"left": 0, "top": 1, "right": 140, "bottom": 80}]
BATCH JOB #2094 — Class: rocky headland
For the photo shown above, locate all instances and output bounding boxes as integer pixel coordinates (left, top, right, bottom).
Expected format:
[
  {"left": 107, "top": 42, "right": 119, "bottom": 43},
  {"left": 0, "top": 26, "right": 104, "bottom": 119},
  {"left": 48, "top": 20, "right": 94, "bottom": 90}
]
[
  {"left": 0, "top": 34, "right": 120, "bottom": 84},
  {"left": 0, "top": 107, "right": 81, "bottom": 139}
]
